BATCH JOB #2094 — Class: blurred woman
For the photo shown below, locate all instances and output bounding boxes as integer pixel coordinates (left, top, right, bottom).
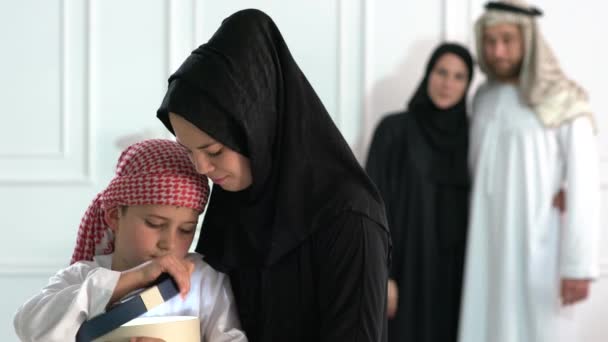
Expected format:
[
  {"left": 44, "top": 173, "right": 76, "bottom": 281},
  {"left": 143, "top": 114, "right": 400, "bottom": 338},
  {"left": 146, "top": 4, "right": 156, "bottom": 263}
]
[{"left": 366, "top": 43, "right": 474, "bottom": 342}]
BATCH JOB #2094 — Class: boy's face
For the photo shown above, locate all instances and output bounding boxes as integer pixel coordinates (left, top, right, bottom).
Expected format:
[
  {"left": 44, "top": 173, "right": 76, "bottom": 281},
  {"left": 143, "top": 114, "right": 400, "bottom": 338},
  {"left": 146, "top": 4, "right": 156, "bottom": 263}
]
[
  {"left": 106, "top": 204, "right": 199, "bottom": 271},
  {"left": 482, "top": 23, "right": 525, "bottom": 82}
]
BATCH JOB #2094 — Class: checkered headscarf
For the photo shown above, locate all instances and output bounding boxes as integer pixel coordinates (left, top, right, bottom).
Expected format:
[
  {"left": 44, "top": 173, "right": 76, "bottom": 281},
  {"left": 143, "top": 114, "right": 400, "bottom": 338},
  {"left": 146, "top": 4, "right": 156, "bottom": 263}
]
[{"left": 70, "top": 139, "right": 210, "bottom": 264}]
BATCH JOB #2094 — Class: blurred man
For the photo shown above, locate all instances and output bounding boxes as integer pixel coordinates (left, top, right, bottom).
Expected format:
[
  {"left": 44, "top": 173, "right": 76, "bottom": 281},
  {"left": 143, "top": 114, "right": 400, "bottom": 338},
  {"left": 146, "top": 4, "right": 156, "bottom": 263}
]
[{"left": 459, "top": 1, "right": 600, "bottom": 341}]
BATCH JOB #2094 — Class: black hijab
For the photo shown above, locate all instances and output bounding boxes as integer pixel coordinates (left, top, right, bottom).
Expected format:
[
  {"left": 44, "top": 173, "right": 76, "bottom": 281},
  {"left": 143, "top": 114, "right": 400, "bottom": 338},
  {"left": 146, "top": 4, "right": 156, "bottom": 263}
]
[
  {"left": 157, "top": 9, "right": 388, "bottom": 271},
  {"left": 408, "top": 43, "right": 474, "bottom": 185}
]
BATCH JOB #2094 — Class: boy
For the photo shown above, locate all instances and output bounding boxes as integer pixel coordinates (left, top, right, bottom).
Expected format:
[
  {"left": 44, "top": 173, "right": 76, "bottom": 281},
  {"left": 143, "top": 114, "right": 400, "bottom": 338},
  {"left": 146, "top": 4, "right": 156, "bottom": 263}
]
[{"left": 14, "top": 139, "right": 247, "bottom": 342}]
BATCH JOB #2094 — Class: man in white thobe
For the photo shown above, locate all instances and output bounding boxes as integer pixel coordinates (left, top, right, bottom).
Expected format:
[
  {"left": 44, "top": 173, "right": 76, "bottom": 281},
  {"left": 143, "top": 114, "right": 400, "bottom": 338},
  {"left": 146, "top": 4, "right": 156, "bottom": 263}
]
[{"left": 459, "top": 1, "right": 600, "bottom": 341}]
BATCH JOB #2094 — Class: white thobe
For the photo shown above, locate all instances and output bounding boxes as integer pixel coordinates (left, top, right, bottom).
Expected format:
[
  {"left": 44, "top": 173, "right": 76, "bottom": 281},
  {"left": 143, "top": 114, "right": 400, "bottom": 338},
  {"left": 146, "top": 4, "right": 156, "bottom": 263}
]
[
  {"left": 14, "top": 253, "right": 248, "bottom": 342},
  {"left": 459, "top": 82, "right": 600, "bottom": 342}
]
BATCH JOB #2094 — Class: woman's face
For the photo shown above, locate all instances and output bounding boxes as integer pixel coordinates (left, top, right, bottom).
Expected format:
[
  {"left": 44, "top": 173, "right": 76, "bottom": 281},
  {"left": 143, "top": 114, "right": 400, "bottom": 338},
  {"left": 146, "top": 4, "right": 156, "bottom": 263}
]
[
  {"left": 169, "top": 112, "right": 253, "bottom": 192},
  {"left": 427, "top": 52, "right": 469, "bottom": 110}
]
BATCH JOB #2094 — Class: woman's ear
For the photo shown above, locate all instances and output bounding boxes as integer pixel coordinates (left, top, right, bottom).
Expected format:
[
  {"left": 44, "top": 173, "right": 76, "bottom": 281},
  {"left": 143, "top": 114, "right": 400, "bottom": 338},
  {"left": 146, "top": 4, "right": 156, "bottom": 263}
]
[{"left": 104, "top": 206, "right": 120, "bottom": 232}]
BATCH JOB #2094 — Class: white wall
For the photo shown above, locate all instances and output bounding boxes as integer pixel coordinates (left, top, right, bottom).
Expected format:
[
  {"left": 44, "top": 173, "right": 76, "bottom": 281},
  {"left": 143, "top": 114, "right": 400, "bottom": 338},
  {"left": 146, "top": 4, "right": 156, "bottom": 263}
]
[{"left": 1, "top": 1, "right": 605, "bottom": 341}]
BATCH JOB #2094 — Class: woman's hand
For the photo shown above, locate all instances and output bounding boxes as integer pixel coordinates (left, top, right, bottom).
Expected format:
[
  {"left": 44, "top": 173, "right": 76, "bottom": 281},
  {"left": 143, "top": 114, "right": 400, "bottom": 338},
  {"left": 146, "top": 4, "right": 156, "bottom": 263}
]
[
  {"left": 129, "top": 337, "right": 165, "bottom": 342},
  {"left": 387, "top": 279, "right": 399, "bottom": 319}
]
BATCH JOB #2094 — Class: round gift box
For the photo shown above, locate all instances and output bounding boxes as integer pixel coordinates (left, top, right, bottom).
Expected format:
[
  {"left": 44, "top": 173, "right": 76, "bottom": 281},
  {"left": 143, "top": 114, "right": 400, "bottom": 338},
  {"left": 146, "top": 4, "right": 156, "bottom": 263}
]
[{"left": 92, "top": 316, "right": 200, "bottom": 342}]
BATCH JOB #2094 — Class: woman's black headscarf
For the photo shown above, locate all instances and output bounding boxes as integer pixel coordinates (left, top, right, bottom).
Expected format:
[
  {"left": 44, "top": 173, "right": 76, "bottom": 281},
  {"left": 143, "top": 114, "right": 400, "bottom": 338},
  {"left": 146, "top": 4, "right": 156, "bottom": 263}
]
[
  {"left": 408, "top": 43, "right": 474, "bottom": 185},
  {"left": 157, "top": 9, "right": 388, "bottom": 271}
]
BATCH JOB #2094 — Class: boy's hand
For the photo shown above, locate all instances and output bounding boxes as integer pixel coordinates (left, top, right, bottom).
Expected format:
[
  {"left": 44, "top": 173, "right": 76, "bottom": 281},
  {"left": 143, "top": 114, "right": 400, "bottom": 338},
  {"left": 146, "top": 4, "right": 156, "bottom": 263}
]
[
  {"left": 134, "top": 255, "right": 195, "bottom": 299},
  {"left": 110, "top": 255, "right": 195, "bottom": 306}
]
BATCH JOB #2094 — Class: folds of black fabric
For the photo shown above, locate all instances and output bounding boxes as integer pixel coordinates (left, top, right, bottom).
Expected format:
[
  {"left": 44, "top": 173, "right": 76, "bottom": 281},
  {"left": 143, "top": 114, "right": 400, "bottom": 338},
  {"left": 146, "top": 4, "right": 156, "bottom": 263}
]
[
  {"left": 366, "top": 113, "right": 469, "bottom": 342},
  {"left": 365, "top": 43, "right": 473, "bottom": 342},
  {"left": 157, "top": 9, "right": 391, "bottom": 342}
]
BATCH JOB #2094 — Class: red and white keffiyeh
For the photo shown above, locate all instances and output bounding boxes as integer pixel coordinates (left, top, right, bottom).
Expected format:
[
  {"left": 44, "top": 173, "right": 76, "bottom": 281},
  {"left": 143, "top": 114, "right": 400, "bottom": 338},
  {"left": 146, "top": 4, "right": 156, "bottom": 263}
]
[{"left": 70, "top": 139, "right": 209, "bottom": 264}]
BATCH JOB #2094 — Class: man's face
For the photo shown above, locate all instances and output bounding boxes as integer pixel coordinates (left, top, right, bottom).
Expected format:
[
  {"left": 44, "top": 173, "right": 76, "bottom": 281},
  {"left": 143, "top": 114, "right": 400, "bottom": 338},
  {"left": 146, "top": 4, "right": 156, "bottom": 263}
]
[{"left": 483, "top": 23, "right": 524, "bottom": 81}]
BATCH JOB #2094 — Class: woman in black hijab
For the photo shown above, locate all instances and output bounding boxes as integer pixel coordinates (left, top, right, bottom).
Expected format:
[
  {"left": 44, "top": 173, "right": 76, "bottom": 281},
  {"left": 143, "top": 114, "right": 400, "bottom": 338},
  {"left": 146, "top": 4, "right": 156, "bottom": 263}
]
[
  {"left": 365, "top": 43, "right": 474, "bottom": 342},
  {"left": 157, "top": 9, "right": 390, "bottom": 342}
]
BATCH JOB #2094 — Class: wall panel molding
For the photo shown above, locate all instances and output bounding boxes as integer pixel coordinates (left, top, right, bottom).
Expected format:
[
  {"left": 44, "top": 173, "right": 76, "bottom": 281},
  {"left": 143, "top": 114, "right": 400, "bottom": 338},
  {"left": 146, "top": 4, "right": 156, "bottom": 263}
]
[{"left": 0, "top": 0, "right": 92, "bottom": 184}]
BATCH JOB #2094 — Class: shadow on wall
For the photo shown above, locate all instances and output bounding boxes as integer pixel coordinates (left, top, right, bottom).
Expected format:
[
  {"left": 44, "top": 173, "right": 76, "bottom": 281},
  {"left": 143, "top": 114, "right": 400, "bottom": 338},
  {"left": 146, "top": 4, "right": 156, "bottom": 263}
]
[{"left": 353, "top": 39, "right": 440, "bottom": 164}]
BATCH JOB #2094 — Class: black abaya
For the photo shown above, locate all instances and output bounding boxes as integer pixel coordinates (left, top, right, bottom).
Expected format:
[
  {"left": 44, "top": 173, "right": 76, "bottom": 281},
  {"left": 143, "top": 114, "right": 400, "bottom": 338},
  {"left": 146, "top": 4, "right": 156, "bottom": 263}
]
[
  {"left": 365, "top": 43, "right": 473, "bottom": 342},
  {"left": 157, "top": 9, "right": 390, "bottom": 342}
]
